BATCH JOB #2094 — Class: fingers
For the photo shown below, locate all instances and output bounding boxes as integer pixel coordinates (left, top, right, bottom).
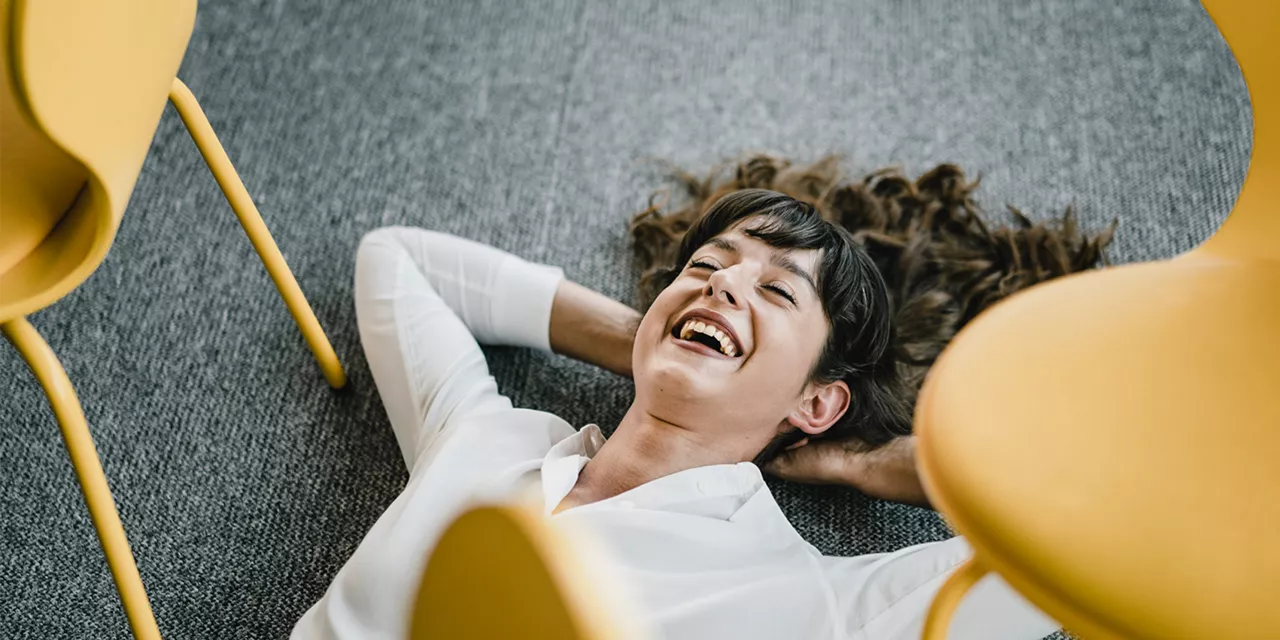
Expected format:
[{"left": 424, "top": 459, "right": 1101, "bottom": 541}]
[
  {"left": 764, "top": 439, "right": 865, "bottom": 486},
  {"left": 762, "top": 450, "right": 808, "bottom": 482},
  {"left": 762, "top": 452, "right": 791, "bottom": 476},
  {"left": 763, "top": 447, "right": 836, "bottom": 484}
]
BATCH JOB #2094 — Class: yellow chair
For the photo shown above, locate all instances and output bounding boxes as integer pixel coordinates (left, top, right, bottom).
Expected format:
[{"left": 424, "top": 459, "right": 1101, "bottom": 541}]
[
  {"left": 915, "top": 1, "right": 1279, "bottom": 638},
  {"left": 411, "top": 502, "right": 645, "bottom": 640},
  {"left": 1, "top": 0, "right": 345, "bottom": 638}
]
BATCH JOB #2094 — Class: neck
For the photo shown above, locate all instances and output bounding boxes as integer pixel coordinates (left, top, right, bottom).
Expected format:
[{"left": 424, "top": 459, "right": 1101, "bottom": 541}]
[{"left": 566, "top": 403, "right": 743, "bottom": 507}]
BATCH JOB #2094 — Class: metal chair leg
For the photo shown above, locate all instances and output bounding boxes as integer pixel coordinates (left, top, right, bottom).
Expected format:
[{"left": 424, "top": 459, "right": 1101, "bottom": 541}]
[
  {"left": 166, "top": 78, "right": 347, "bottom": 389},
  {"left": 2, "top": 318, "right": 162, "bottom": 640},
  {"left": 922, "top": 555, "right": 989, "bottom": 640}
]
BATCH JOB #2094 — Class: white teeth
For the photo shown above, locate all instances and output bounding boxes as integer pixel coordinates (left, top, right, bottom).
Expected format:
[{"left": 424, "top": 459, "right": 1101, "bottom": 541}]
[{"left": 678, "top": 318, "right": 740, "bottom": 357}]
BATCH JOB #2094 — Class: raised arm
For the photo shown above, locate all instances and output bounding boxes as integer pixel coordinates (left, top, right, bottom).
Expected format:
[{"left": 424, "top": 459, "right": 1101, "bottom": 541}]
[
  {"left": 354, "top": 226, "right": 638, "bottom": 472},
  {"left": 358, "top": 226, "right": 639, "bottom": 374}
]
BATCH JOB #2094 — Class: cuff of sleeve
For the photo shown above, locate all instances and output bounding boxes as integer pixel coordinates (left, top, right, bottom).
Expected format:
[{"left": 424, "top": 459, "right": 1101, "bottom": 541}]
[{"left": 492, "top": 256, "right": 564, "bottom": 352}]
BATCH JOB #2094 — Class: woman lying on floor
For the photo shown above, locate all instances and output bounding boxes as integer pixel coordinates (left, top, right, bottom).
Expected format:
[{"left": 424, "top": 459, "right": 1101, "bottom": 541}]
[{"left": 292, "top": 159, "right": 1111, "bottom": 640}]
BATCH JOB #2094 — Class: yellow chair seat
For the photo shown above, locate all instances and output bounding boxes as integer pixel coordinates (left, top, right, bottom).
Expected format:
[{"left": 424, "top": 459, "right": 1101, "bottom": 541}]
[
  {"left": 916, "top": 1, "right": 1279, "bottom": 637},
  {"left": 916, "top": 253, "right": 1280, "bottom": 639}
]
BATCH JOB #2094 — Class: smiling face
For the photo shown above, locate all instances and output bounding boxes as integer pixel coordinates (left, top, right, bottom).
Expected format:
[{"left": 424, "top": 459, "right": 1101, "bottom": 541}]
[{"left": 631, "top": 218, "right": 848, "bottom": 460}]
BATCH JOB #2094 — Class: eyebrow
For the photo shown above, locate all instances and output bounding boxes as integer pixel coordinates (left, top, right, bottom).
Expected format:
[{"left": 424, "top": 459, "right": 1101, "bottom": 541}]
[{"left": 705, "top": 237, "right": 818, "bottom": 294}]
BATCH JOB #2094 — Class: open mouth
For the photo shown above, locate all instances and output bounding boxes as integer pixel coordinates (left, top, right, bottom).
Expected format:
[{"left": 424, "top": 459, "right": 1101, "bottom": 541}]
[{"left": 670, "top": 312, "right": 743, "bottom": 358}]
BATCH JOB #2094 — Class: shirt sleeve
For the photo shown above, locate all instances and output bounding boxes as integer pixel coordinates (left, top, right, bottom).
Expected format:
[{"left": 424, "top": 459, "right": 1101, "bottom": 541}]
[
  {"left": 365, "top": 226, "right": 563, "bottom": 350},
  {"left": 820, "top": 537, "right": 1059, "bottom": 640},
  {"left": 352, "top": 226, "right": 564, "bottom": 471}
]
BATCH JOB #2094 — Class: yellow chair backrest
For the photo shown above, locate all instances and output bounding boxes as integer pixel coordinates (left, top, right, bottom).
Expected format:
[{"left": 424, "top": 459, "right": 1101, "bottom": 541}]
[
  {"left": 0, "top": 0, "right": 197, "bottom": 323},
  {"left": 0, "top": 1, "right": 83, "bottom": 277}
]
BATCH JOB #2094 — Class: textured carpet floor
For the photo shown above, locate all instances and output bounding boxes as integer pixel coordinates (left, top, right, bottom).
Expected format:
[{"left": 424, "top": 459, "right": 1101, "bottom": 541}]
[{"left": 0, "top": 0, "right": 1250, "bottom": 637}]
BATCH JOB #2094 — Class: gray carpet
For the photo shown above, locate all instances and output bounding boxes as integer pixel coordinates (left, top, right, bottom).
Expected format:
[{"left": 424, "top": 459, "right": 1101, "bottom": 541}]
[{"left": 0, "top": 0, "right": 1251, "bottom": 637}]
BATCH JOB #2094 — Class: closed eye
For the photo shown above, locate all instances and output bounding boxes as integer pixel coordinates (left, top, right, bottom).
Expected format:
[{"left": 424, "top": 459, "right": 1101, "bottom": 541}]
[
  {"left": 763, "top": 284, "right": 797, "bottom": 305},
  {"left": 689, "top": 259, "right": 719, "bottom": 271}
]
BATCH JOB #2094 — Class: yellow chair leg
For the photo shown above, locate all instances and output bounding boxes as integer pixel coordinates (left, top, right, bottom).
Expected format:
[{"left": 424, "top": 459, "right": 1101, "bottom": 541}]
[
  {"left": 922, "top": 555, "right": 989, "bottom": 640},
  {"left": 166, "top": 78, "right": 347, "bottom": 389},
  {"left": 2, "top": 318, "right": 162, "bottom": 640}
]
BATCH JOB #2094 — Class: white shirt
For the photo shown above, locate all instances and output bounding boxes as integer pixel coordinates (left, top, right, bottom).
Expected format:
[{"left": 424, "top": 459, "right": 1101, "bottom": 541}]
[{"left": 292, "top": 227, "right": 1056, "bottom": 640}]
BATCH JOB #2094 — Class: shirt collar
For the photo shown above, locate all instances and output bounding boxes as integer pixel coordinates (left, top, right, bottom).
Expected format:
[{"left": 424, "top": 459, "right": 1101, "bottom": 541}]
[
  {"left": 538, "top": 424, "right": 605, "bottom": 512},
  {"left": 539, "top": 425, "right": 810, "bottom": 548}
]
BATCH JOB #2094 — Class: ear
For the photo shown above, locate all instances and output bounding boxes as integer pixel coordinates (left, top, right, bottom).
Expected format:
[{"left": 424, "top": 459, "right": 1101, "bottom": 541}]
[{"left": 786, "top": 380, "right": 851, "bottom": 437}]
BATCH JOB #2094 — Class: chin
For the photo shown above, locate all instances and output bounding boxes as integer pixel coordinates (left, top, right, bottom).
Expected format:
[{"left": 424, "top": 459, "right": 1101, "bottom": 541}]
[{"left": 635, "top": 356, "right": 715, "bottom": 404}]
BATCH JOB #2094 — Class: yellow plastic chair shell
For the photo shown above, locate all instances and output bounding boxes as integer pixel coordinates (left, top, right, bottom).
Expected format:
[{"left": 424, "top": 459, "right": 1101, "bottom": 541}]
[
  {"left": 411, "top": 502, "right": 647, "bottom": 640},
  {"left": 916, "top": 1, "right": 1279, "bottom": 639},
  {"left": 1, "top": 0, "right": 346, "bottom": 637}
]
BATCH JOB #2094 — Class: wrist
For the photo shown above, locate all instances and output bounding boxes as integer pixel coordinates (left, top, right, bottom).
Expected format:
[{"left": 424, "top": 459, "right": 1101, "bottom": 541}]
[
  {"left": 835, "top": 440, "right": 876, "bottom": 490},
  {"left": 850, "top": 437, "right": 933, "bottom": 509}
]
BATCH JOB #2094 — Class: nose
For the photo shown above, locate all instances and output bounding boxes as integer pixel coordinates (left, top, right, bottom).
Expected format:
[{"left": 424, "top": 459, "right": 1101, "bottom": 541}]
[{"left": 704, "top": 267, "right": 742, "bottom": 307}]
